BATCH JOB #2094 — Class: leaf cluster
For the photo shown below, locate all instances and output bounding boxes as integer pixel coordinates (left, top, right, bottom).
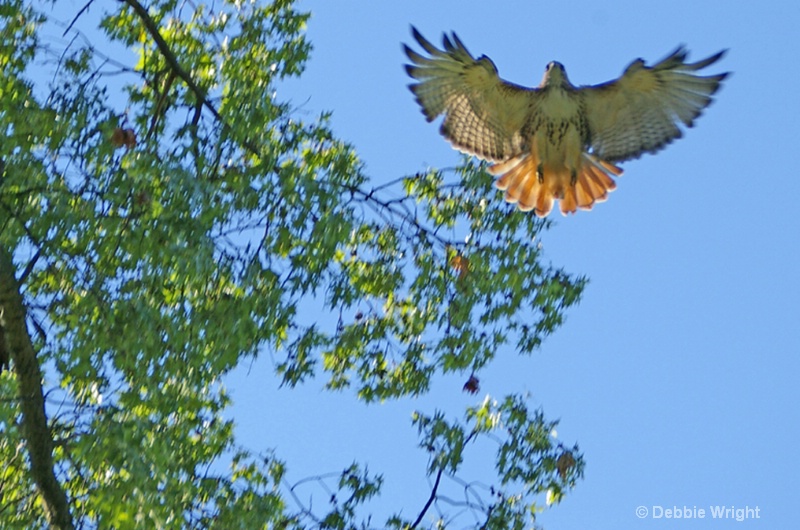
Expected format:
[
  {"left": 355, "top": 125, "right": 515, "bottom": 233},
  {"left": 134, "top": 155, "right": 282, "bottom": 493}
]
[{"left": 0, "top": 1, "right": 586, "bottom": 528}]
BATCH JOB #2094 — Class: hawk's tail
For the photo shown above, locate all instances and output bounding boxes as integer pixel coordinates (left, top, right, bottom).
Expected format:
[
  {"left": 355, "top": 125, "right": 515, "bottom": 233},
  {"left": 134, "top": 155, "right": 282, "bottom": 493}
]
[{"left": 490, "top": 153, "right": 622, "bottom": 216}]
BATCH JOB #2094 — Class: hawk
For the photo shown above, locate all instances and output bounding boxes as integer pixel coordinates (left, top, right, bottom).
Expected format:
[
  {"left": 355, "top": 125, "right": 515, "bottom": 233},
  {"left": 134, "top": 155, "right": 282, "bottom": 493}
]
[{"left": 404, "top": 27, "right": 728, "bottom": 216}]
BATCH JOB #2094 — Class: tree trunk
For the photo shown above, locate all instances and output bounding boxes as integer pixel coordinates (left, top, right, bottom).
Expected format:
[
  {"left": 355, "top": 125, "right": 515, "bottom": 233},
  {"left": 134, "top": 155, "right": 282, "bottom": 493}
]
[{"left": 0, "top": 248, "right": 74, "bottom": 530}]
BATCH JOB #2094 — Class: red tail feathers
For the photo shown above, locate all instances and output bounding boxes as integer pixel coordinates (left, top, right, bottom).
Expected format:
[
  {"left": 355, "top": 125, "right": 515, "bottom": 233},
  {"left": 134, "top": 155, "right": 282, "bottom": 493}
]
[{"left": 491, "top": 153, "right": 622, "bottom": 216}]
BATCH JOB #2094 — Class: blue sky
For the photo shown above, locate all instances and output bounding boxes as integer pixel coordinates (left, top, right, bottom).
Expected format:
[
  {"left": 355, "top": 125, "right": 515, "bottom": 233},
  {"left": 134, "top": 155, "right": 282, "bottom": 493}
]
[{"left": 222, "top": 0, "right": 800, "bottom": 528}]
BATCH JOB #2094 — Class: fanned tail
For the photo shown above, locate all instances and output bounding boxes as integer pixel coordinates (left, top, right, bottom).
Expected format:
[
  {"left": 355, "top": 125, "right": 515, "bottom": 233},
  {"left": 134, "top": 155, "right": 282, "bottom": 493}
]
[{"left": 490, "top": 153, "right": 622, "bottom": 216}]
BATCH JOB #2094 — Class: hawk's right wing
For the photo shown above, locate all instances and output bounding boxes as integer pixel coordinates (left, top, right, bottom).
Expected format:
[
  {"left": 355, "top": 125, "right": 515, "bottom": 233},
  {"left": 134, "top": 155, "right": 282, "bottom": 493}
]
[{"left": 404, "top": 27, "right": 535, "bottom": 162}]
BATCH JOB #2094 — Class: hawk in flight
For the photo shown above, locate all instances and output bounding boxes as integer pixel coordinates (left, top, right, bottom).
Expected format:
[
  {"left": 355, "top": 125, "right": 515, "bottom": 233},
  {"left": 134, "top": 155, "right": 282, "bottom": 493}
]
[{"left": 404, "top": 27, "right": 728, "bottom": 216}]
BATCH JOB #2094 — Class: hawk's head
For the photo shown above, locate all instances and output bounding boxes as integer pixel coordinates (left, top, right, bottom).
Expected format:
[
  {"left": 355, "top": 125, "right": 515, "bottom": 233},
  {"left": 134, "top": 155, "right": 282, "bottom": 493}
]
[{"left": 540, "top": 61, "right": 572, "bottom": 89}]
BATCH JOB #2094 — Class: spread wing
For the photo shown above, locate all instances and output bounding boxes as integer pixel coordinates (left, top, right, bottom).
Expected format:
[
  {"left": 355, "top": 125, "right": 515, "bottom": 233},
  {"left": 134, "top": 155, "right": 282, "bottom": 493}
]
[
  {"left": 580, "top": 47, "right": 728, "bottom": 162},
  {"left": 403, "top": 27, "right": 535, "bottom": 162}
]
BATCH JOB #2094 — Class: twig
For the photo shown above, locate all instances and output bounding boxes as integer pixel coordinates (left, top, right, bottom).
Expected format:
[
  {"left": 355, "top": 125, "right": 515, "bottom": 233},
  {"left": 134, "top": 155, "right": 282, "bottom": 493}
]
[
  {"left": 410, "top": 465, "right": 444, "bottom": 529},
  {"left": 18, "top": 248, "right": 40, "bottom": 284},
  {"left": 62, "top": 0, "right": 95, "bottom": 37}
]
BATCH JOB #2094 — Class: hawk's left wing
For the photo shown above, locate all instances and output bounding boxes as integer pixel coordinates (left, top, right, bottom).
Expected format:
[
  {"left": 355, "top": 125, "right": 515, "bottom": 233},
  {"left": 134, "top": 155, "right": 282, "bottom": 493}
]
[
  {"left": 580, "top": 47, "right": 729, "bottom": 162},
  {"left": 403, "top": 27, "right": 535, "bottom": 162}
]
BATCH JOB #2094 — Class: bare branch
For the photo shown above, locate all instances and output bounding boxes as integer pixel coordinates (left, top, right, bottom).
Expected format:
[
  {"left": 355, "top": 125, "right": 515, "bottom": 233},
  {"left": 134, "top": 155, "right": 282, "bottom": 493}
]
[
  {"left": 61, "top": 0, "right": 96, "bottom": 37},
  {"left": 410, "top": 465, "right": 444, "bottom": 529}
]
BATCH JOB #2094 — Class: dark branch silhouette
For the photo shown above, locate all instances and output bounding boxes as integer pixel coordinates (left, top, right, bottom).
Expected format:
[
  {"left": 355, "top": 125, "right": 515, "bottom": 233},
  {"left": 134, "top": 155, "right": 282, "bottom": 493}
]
[{"left": 410, "top": 466, "right": 445, "bottom": 529}]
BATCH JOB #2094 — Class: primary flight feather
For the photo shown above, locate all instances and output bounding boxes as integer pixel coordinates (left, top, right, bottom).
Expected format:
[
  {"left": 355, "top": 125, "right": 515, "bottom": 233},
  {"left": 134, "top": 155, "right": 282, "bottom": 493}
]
[{"left": 404, "top": 27, "right": 728, "bottom": 216}]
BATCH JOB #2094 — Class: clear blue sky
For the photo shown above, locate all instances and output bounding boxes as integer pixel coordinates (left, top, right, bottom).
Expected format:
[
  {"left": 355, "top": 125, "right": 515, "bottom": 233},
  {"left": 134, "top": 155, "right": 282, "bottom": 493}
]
[{"left": 225, "top": 0, "right": 799, "bottom": 528}]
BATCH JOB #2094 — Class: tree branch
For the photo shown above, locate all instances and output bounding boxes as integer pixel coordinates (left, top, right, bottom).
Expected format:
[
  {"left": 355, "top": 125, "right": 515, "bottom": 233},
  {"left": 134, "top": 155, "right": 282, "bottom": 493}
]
[
  {"left": 123, "top": 0, "right": 223, "bottom": 121},
  {"left": 410, "top": 465, "right": 444, "bottom": 529},
  {"left": 123, "top": 0, "right": 466, "bottom": 260},
  {"left": 0, "top": 248, "right": 74, "bottom": 530},
  {"left": 61, "top": 0, "right": 96, "bottom": 37}
]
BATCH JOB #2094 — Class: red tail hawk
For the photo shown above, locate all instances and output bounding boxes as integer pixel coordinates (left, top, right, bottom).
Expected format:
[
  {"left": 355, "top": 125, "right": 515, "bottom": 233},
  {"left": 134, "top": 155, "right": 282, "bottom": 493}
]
[{"left": 404, "top": 28, "right": 728, "bottom": 216}]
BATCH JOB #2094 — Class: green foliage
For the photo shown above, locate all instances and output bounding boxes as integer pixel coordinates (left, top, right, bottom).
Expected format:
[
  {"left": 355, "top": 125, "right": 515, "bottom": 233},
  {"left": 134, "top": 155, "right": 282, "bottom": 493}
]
[
  {"left": 401, "top": 396, "right": 584, "bottom": 528},
  {"left": 0, "top": 0, "right": 586, "bottom": 528}
]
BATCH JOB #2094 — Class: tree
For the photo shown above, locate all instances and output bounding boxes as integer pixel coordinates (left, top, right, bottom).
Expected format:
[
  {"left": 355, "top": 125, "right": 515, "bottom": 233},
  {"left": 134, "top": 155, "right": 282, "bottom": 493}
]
[{"left": 0, "top": 1, "right": 585, "bottom": 528}]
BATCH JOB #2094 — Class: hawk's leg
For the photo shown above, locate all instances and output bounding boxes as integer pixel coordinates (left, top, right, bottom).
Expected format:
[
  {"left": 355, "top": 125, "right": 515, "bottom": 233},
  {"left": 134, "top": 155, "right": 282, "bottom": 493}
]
[
  {"left": 570, "top": 169, "right": 577, "bottom": 186},
  {"left": 536, "top": 163, "right": 544, "bottom": 183}
]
